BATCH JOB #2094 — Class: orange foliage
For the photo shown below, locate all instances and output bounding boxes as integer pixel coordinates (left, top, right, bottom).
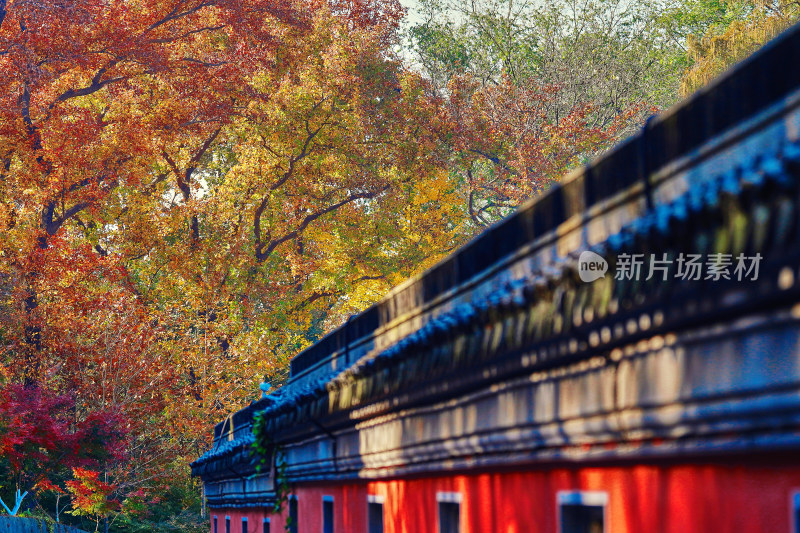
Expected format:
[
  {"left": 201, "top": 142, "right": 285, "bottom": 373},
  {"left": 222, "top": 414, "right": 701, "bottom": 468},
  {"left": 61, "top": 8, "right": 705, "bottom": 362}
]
[
  {"left": 65, "top": 468, "right": 119, "bottom": 520},
  {"left": 447, "top": 74, "right": 651, "bottom": 225},
  {"left": 0, "top": 0, "right": 456, "bottom": 511}
]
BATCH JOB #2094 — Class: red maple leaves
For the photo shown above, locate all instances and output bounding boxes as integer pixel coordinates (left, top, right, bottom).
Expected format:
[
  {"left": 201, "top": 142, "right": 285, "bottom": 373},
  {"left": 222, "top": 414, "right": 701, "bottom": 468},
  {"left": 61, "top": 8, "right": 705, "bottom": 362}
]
[{"left": 0, "top": 384, "right": 126, "bottom": 488}]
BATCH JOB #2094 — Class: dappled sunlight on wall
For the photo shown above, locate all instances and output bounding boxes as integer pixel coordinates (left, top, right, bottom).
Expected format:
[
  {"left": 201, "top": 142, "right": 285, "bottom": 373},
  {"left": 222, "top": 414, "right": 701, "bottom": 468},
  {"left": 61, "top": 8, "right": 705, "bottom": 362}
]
[{"left": 264, "top": 463, "right": 800, "bottom": 533}]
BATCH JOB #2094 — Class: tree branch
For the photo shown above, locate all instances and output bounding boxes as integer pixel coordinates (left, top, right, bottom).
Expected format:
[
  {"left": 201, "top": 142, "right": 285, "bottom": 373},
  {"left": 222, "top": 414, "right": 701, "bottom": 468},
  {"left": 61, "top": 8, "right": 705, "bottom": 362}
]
[
  {"left": 54, "top": 60, "right": 123, "bottom": 104},
  {"left": 0, "top": 0, "right": 7, "bottom": 33},
  {"left": 254, "top": 188, "right": 387, "bottom": 262}
]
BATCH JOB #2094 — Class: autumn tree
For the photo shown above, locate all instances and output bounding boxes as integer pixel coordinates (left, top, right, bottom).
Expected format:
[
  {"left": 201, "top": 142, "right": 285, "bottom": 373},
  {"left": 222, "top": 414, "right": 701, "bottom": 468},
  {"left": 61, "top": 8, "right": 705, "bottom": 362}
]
[
  {"left": 66, "top": 468, "right": 119, "bottom": 532},
  {"left": 406, "top": 0, "right": 700, "bottom": 224},
  {"left": 679, "top": 0, "right": 800, "bottom": 95},
  {"left": 0, "top": 0, "right": 304, "bottom": 513},
  {"left": 0, "top": 384, "right": 126, "bottom": 508},
  {"left": 123, "top": 1, "right": 462, "bottom": 411},
  {"left": 0, "top": 0, "right": 462, "bottom": 527},
  {"left": 0, "top": 0, "right": 309, "bottom": 367}
]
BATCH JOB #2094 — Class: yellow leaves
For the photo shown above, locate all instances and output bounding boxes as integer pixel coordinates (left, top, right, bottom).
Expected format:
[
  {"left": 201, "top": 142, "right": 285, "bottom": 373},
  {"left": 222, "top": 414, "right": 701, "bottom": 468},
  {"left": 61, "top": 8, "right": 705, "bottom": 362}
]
[
  {"left": 681, "top": 1, "right": 800, "bottom": 95},
  {"left": 0, "top": 0, "right": 470, "bottom": 497},
  {"left": 411, "top": 169, "right": 450, "bottom": 206}
]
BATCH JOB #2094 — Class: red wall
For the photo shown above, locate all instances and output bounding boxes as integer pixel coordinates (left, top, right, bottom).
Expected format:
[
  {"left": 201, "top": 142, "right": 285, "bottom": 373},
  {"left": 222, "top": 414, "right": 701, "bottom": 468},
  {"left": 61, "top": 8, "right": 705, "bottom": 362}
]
[
  {"left": 209, "top": 507, "right": 287, "bottom": 533},
  {"left": 210, "top": 462, "right": 800, "bottom": 533}
]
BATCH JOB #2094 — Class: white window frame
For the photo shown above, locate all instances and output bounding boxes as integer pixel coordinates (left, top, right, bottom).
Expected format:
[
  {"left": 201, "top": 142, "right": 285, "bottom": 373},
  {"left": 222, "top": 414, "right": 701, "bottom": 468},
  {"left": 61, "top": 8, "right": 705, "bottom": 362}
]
[
  {"left": 436, "top": 491, "right": 463, "bottom": 504},
  {"left": 556, "top": 491, "right": 608, "bottom": 533}
]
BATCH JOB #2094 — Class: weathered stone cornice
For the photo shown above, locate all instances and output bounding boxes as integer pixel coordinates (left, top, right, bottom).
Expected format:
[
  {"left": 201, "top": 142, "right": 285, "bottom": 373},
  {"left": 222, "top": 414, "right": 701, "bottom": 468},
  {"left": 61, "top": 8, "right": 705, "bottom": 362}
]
[{"left": 256, "top": 136, "right": 800, "bottom": 446}]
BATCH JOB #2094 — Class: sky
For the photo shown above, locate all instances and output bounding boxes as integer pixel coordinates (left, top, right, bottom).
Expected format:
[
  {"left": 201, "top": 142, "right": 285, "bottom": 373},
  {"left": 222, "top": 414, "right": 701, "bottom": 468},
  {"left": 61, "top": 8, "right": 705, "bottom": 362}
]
[{"left": 400, "top": 0, "right": 424, "bottom": 26}]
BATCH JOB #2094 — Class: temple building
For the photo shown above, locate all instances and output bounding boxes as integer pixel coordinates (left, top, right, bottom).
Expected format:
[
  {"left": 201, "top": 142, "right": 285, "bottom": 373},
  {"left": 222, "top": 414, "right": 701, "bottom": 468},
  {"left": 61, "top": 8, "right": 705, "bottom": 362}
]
[{"left": 192, "top": 23, "right": 800, "bottom": 533}]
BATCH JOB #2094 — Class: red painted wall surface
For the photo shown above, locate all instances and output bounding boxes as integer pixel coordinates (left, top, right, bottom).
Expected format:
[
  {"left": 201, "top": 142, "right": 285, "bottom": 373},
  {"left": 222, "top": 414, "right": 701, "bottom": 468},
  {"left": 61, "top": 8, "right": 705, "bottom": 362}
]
[
  {"left": 209, "top": 507, "right": 286, "bottom": 533},
  {"left": 209, "top": 462, "right": 800, "bottom": 533}
]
